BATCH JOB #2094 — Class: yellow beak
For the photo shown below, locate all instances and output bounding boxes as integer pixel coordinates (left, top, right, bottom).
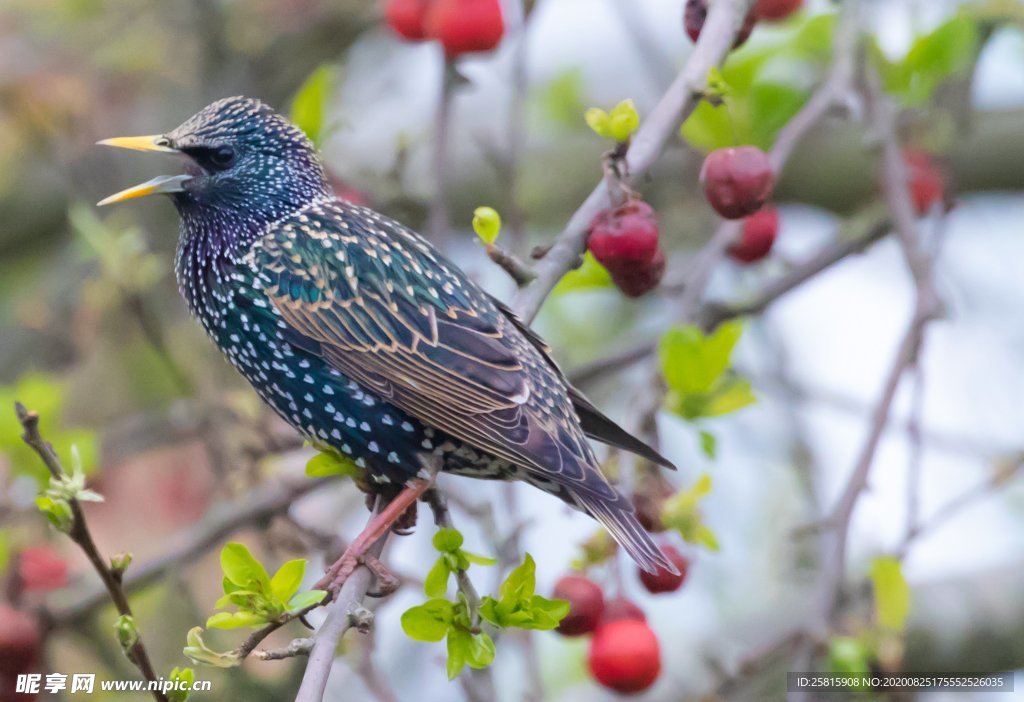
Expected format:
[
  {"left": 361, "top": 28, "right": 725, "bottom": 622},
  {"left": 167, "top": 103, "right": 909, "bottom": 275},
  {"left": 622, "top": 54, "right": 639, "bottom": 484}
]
[
  {"left": 97, "top": 134, "right": 189, "bottom": 206},
  {"left": 96, "top": 134, "right": 178, "bottom": 153},
  {"left": 97, "top": 174, "right": 192, "bottom": 206}
]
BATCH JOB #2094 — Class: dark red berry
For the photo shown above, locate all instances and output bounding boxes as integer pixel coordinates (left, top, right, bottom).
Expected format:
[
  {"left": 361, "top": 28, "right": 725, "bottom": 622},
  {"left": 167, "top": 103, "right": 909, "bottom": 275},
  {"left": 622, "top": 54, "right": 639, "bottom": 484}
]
[
  {"left": 425, "top": 0, "right": 504, "bottom": 58},
  {"left": 638, "top": 545, "right": 689, "bottom": 594},
  {"left": 700, "top": 146, "right": 775, "bottom": 219},
  {"left": 903, "top": 149, "right": 945, "bottom": 215},
  {"left": 608, "top": 247, "right": 666, "bottom": 298},
  {"left": 384, "top": 0, "right": 431, "bottom": 41},
  {"left": 729, "top": 207, "right": 779, "bottom": 263},
  {"left": 601, "top": 597, "right": 647, "bottom": 624},
  {"left": 755, "top": 0, "right": 804, "bottom": 21},
  {"left": 588, "top": 619, "right": 661, "bottom": 693},
  {"left": 587, "top": 200, "right": 660, "bottom": 269},
  {"left": 17, "top": 546, "right": 68, "bottom": 593},
  {"left": 553, "top": 575, "right": 605, "bottom": 637},
  {"left": 685, "top": 0, "right": 757, "bottom": 48}
]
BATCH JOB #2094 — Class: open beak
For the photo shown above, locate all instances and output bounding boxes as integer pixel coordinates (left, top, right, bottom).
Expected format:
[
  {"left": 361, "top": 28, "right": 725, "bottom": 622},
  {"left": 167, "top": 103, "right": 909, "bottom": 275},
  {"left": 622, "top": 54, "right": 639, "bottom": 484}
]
[{"left": 97, "top": 135, "right": 191, "bottom": 206}]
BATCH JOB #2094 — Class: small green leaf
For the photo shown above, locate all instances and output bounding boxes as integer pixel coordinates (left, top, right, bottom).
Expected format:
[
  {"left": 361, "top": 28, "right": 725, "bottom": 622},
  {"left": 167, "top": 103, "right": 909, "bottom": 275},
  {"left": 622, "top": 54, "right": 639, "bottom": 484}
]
[
  {"left": 465, "top": 631, "right": 496, "bottom": 669},
  {"left": 36, "top": 495, "right": 73, "bottom": 533},
  {"left": 114, "top": 614, "right": 139, "bottom": 652},
  {"left": 270, "top": 559, "right": 306, "bottom": 603},
  {"left": 584, "top": 107, "right": 611, "bottom": 139},
  {"left": 462, "top": 551, "right": 497, "bottom": 566},
  {"left": 287, "top": 590, "right": 327, "bottom": 612},
  {"left": 828, "top": 636, "right": 871, "bottom": 676},
  {"left": 206, "top": 611, "right": 268, "bottom": 630},
  {"left": 424, "top": 558, "right": 452, "bottom": 598},
  {"left": 433, "top": 528, "right": 464, "bottom": 553},
  {"left": 167, "top": 667, "right": 195, "bottom": 702},
  {"left": 401, "top": 599, "right": 454, "bottom": 642},
  {"left": 607, "top": 99, "right": 640, "bottom": 141},
  {"left": 305, "top": 451, "right": 361, "bottom": 478},
  {"left": 220, "top": 542, "right": 271, "bottom": 591},
  {"left": 446, "top": 628, "right": 471, "bottom": 680},
  {"left": 870, "top": 556, "right": 910, "bottom": 631},
  {"left": 472, "top": 207, "right": 502, "bottom": 244},
  {"left": 499, "top": 553, "right": 537, "bottom": 603},
  {"left": 183, "top": 627, "right": 242, "bottom": 668},
  {"left": 703, "top": 378, "right": 757, "bottom": 417},
  {"left": 699, "top": 430, "right": 717, "bottom": 459}
]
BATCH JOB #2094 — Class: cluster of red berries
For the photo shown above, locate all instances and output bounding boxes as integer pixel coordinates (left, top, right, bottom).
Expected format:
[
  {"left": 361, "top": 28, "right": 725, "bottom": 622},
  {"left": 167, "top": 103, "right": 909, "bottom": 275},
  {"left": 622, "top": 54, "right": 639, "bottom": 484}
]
[
  {"left": 700, "top": 145, "right": 781, "bottom": 263},
  {"left": 384, "top": 0, "right": 504, "bottom": 58},
  {"left": 587, "top": 199, "right": 666, "bottom": 297},
  {"left": 552, "top": 546, "right": 690, "bottom": 694},
  {"left": 685, "top": 0, "right": 804, "bottom": 48}
]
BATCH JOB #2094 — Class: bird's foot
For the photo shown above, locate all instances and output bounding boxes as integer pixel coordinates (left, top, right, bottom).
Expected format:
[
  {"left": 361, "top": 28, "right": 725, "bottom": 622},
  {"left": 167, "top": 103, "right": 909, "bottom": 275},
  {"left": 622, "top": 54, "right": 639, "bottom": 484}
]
[{"left": 316, "top": 550, "right": 399, "bottom": 599}]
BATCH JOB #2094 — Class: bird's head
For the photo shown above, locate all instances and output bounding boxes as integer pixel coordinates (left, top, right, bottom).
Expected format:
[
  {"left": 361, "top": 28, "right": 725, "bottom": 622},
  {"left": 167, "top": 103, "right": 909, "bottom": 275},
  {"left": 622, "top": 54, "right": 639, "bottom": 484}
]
[{"left": 98, "top": 96, "right": 329, "bottom": 227}]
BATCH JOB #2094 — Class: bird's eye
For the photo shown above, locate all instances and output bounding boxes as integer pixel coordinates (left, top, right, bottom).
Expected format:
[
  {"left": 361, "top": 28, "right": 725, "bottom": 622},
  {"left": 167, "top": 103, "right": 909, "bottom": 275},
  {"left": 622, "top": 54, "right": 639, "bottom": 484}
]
[{"left": 208, "top": 145, "right": 236, "bottom": 169}]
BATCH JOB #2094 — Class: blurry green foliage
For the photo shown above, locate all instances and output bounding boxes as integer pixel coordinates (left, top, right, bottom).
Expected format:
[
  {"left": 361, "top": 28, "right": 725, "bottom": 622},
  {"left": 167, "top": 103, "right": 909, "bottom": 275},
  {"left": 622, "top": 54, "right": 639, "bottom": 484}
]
[
  {"left": 869, "top": 15, "right": 980, "bottom": 106},
  {"left": 682, "top": 13, "right": 837, "bottom": 151},
  {"left": 0, "top": 373, "right": 97, "bottom": 485},
  {"left": 661, "top": 474, "right": 719, "bottom": 551},
  {"left": 71, "top": 204, "right": 165, "bottom": 299},
  {"left": 167, "top": 667, "right": 195, "bottom": 702},
  {"left": 537, "top": 69, "right": 587, "bottom": 129},
  {"left": 425, "top": 527, "right": 497, "bottom": 598},
  {"left": 659, "top": 321, "right": 756, "bottom": 421},
  {"left": 290, "top": 65, "right": 337, "bottom": 148},
  {"left": 304, "top": 449, "right": 362, "bottom": 479},
  {"left": 205, "top": 542, "right": 325, "bottom": 630},
  {"left": 870, "top": 556, "right": 911, "bottom": 631}
]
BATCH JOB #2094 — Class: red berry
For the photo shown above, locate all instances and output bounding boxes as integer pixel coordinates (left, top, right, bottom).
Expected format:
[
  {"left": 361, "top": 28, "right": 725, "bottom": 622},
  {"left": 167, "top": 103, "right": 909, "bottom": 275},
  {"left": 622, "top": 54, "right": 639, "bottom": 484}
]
[
  {"left": 601, "top": 597, "right": 647, "bottom": 624},
  {"left": 0, "top": 604, "right": 43, "bottom": 678},
  {"left": 608, "top": 247, "right": 666, "bottom": 298},
  {"left": 18, "top": 546, "right": 68, "bottom": 593},
  {"left": 903, "top": 149, "right": 945, "bottom": 215},
  {"left": 700, "top": 146, "right": 775, "bottom": 219},
  {"left": 729, "top": 207, "right": 779, "bottom": 263},
  {"left": 755, "top": 0, "right": 804, "bottom": 21},
  {"left": 587, "top": 200, "right": 660, "bottom": 269},
  {"left": 638, "top": 545, "right": 689, "bottom": 594},
  {"left": 553, "top": 575, "right": 605, "bottom": 636},
  {"left": 384, "top": 0, "right": 431, "bottom": 41},
  {"left": 425, "top": 0, "right": 504, "bottom": 58},
  {"left": 588, "top": 619, "right": 661, "bottom": 693},
  {"left": 685, "top": 0, "right": 757, "bottom": 48}
]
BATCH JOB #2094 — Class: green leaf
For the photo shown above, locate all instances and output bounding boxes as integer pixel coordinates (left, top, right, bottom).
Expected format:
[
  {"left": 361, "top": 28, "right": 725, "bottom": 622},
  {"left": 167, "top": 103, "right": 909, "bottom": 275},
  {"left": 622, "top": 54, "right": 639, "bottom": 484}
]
[
  {"left": 206, "top": 611, "right": 268, "bottom": 630},
  {"left": 401, "top": 599, "right": 454, "bottom": 642},
  {"left": 462, "top": 551, "right": 498, "bottom": 567},
  {"left": 699, "top": 430, "right": 717, "bottom": 460},
  {"left": 828, "top": 636, "right": 871, "bottom": 675},
  {"left": 424, "top": 558, "right": 452, "bottom": 598},
  {"left": 114, "top": 614, "right": 139, "bottom": 652},
  {"left": 290, "top": 65, "right": 335, "bottom": 147},
  {"left": 538, "top": 69, "right": 586, "bottom": 128},
  {"left": 432, "top": 528, "right": 464, "bottom": 553},
  {"left": 305, "top": 451, "right": 361, "bottom": 478},
  {"left": 607, "top": 99, "right": 640, "bottom": 142},
  {"left": 465, "top": 631, "right": 495, "bottom": 669},
  {"left": 36, "top": 495, "right": 73, "bottom": 533},
  {"left": 219, "top": 542, "right": 271, "bottom": 592},
  {"left": 472, "top": 207, "right": 502, "bottom": 244},
  {"left": 660, "top": 322, "right": 742, "bottom": 396},
  {"left": 499, "top": 553, "right": 537, "bottom": 603},
  {"left": 167, "top": 667, "right": 195, "bottom": 702},
  {"left": 870, "top": 556, "right": 910, "bottom": 631},
  {"left": 287, "top": 590, "right": 327, "bottom": 612},
  {"left": 445, "top": 628, "right": 471, "bottom": 680},
  {"left": 553, "top": 251, "right": 613, "bottom": 295},
  {"left": 183, "top": 627, "right": 242, "bottom": 668},
  {"left": 270, "top": 559, "right": 306, "bottom": 603},
  {"left": 703, "top": 378, "right": 757, "bottom": 417},
  {"left": 584, "top": 107, "right": 611, "bottom": 139}
]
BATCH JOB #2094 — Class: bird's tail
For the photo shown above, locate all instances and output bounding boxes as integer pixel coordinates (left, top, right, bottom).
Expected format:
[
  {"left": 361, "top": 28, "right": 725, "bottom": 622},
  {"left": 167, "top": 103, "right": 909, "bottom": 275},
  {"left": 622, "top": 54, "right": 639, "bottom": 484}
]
[{"left": 571, "top": 487, "right": 679, "bottom": 576}]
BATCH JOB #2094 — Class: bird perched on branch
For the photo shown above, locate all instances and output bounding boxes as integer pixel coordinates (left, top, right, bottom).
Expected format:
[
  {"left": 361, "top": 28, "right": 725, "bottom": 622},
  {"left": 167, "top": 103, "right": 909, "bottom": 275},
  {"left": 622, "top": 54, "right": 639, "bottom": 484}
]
[{"left": 98, "top": 96, "right": 677, "bottom": 591}]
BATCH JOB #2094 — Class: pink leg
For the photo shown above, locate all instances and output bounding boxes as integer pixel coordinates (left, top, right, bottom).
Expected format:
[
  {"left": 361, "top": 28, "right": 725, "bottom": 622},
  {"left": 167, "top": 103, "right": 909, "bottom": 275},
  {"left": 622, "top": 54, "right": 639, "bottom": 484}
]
[{"left": 315, "top": 477, "right": 435, "bottom": 596}]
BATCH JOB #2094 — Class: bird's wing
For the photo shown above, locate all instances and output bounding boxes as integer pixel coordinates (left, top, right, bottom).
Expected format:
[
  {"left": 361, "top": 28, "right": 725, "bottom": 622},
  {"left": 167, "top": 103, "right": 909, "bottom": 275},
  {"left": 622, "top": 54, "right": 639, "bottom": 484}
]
[
  {"left": 489, "top": 297, "right": 676, "bottom": 470},
  {"left": 248, "top": 200, "right": 602, "bottom": 490}
]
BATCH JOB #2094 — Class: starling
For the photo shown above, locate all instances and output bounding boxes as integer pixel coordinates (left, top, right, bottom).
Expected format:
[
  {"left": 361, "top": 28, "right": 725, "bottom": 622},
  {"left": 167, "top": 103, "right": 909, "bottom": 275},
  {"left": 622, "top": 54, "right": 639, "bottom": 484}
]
[{"left": 98, "top": 96, "right": 677, "bottom": 584}]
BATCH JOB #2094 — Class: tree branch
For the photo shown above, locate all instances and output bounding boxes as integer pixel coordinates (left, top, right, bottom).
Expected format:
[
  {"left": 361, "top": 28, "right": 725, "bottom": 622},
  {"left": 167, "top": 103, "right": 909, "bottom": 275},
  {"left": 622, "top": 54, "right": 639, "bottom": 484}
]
[
  {"left": 15, "top": 402, "right": 168, "bottom": 702},
  {"left": 510, "top": 0, "right": 757, "bottom": 323}
]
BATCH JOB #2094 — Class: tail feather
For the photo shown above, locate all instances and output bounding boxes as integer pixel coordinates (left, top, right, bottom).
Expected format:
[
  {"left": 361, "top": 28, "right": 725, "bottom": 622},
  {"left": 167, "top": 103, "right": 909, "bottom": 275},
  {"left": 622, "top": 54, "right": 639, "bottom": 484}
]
[{"left": 571, "top": 488, "right": 679, "bottom": 576}]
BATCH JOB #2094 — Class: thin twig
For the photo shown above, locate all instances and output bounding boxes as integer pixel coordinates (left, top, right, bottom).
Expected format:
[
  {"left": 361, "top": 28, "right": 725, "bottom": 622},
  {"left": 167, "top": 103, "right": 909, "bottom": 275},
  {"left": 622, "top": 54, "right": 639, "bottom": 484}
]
[{"left": 15, "top": 403, "right": 168, "bottom": 702}]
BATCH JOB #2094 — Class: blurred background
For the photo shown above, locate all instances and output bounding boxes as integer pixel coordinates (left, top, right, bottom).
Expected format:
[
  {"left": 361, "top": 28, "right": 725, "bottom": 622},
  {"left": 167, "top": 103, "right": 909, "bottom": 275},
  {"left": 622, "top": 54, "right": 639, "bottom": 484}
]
[{"left": 2, "top": 0, "right": 1024, "bottom": 700}]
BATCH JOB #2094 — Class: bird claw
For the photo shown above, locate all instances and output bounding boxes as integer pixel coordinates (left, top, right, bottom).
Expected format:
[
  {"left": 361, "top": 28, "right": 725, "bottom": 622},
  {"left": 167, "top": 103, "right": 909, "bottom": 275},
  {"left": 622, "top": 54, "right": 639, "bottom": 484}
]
[{"left": 316, "top": 551, "right": 399, "bottom": 599}]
